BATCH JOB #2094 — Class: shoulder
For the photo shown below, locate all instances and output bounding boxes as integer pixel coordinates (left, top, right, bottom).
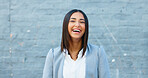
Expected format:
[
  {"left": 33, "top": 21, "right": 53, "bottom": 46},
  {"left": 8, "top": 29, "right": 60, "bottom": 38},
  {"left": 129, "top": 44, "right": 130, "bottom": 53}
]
[
  {"left": 48, "top": 46, "right": 60, "bottom": 53},
  {"left": 87, "top": 43, "right": 106, "bottom": 56},
  {"left": 87, "top": 43, "right": 100, "bottom": 51},
  {"left": 87, "top": 43, "right": 105, "bottom": 50},
  {"left": 47, "top": 46, "right": 62, "bottom": 58},
  {"left": 86, "top": 43, "right": 99, "bottom": 56},
  {"left": 53, "top": 46, "right": 61, "bottom": 52}
]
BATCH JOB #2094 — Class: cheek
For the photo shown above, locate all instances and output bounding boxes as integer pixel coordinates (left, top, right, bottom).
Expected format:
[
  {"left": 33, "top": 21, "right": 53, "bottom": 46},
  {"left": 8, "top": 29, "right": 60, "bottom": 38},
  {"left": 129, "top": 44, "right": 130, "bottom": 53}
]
[
  {"left": 82, "top": 25, "right": 85, "bottom": 31},
  {"left": 68, "top": 23, "right": 74, "bottom": 30},
  {"left": 68, "top": 24, "right": 72, "bottom": 32}
]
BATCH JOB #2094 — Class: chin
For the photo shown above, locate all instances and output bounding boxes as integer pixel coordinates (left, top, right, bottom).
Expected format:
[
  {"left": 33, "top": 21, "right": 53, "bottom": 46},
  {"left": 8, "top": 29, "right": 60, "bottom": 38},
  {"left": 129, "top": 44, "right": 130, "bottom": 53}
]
[{"left": 71, "top": 36, "right": 82, "bottom": 40}]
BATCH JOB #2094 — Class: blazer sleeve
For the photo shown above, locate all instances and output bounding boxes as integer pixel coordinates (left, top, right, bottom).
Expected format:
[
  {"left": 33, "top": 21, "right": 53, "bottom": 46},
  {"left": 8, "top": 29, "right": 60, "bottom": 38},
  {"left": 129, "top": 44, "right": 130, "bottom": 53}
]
[
  {"left": 42, "top": 49, "right": 53, "bottom": 78},
  {"left": 99, "top": 46, "right": 111, "bottom": 78}
]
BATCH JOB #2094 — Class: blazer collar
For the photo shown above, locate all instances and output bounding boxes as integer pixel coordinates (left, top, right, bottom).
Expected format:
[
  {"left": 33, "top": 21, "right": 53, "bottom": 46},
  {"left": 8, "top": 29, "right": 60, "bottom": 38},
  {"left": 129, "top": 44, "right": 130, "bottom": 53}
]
[{"left": 58, "top": 43, "right": 92, "bottom": 78}]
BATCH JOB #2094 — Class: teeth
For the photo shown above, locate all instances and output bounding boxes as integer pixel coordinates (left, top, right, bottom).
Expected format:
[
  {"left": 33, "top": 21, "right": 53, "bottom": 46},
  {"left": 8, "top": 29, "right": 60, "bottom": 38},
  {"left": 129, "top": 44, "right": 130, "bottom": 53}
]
[{"left": 73, "top": 30, "right": 80, "bottom": 32}]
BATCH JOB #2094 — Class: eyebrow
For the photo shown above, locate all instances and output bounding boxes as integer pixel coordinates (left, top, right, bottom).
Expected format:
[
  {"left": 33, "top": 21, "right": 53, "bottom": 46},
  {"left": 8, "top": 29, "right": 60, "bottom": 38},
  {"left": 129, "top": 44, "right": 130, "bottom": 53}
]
[
  {"left": 70, "top": 18, "right": 76, "bottom": 19},
  {"left": 70, "top": 18, "right": 85, "bottom": 20},
  {"left": 80, "top": 19, "right": 85, "bottom": 20}
]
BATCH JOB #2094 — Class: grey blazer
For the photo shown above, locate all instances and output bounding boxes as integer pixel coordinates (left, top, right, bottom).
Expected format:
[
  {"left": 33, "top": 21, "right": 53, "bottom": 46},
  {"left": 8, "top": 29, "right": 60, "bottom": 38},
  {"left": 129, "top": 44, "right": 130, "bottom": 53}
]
[{"left": 42, "top": 43, "right": 110, "bottom": 78}]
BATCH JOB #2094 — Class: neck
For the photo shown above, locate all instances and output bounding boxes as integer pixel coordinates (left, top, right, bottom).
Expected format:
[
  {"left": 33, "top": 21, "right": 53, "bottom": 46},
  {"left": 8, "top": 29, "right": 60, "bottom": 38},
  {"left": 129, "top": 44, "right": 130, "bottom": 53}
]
[{"left": 69, "top": 39, "right": 82, "bottom": 61}]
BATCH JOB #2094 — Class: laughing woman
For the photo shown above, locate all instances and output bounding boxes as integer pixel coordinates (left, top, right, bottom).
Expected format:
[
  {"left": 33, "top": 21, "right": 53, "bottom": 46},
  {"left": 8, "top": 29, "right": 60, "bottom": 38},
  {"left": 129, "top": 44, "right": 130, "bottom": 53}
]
[{"left": 42, "top": 9, "right": 111, "bottom": 78}]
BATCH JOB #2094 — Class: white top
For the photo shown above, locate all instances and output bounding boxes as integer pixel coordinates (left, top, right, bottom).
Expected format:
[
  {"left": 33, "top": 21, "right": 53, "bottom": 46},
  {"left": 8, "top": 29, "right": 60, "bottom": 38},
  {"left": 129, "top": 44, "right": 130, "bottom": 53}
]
[{"left": 63, "top": 49, "right": 86, "bottom": 78}]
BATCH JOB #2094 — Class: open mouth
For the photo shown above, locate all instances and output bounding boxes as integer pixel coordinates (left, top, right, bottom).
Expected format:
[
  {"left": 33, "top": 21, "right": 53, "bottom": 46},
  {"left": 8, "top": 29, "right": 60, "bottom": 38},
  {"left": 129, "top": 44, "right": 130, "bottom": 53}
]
[{"left": 72, "top": 29, "right": 81, "bottom": 33}]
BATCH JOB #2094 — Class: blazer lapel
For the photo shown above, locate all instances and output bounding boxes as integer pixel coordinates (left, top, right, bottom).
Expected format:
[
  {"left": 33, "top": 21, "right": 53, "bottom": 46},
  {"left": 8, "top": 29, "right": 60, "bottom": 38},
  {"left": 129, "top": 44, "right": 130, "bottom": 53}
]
[
  {"left": 53, "top": 49, "right": 65, "bottom": 78},
  {"left": 58, "top": 55, "right": 64, "bottom": 78},
  {"left": 86, "top": 44, "right": 98, "bottom": 78}
]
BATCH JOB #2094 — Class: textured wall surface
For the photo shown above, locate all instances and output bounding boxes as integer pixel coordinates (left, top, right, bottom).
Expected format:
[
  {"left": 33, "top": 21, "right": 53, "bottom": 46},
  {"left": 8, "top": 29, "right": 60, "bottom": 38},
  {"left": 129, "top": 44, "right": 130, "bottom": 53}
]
[{"left": 0, "top": 0, "right": 148, "bottom": 78}]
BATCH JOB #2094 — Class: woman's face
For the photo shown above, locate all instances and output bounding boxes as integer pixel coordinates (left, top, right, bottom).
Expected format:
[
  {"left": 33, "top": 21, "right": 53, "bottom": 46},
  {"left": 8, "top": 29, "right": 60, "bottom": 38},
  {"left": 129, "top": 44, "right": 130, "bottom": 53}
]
[{"left": 68, "top": 12, "right": 85, "bottom": 40}]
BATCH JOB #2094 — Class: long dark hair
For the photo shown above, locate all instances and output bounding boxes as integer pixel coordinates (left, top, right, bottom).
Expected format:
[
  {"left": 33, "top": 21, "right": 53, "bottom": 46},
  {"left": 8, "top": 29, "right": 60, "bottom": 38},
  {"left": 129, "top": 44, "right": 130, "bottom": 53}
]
[{"left": 61, "top": 9, "right": 89, "bottom": 56}]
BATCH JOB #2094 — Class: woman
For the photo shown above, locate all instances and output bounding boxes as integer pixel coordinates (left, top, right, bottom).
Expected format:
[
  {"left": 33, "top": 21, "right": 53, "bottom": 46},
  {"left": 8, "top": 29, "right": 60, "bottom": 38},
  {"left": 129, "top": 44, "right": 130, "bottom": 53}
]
[{"left": 42, "top": 9, "right": 110, "bottom": 78}]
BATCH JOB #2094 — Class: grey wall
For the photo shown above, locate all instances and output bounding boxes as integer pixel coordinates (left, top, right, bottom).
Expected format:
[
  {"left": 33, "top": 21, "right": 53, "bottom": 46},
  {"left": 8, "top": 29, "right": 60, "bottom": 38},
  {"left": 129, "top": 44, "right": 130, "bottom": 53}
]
[{"left": 0, "top": 0, "right": 148, "bottom": 78}]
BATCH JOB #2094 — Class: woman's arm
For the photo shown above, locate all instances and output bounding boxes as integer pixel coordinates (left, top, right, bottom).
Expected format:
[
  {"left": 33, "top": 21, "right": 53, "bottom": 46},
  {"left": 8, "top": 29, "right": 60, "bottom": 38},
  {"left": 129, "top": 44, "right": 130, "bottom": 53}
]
[
  {"left": 42, "top": 49, "right": 53, "bottom": 78},
  {"left": 99, "top": 46, "right": 111, "bottom": 78}
]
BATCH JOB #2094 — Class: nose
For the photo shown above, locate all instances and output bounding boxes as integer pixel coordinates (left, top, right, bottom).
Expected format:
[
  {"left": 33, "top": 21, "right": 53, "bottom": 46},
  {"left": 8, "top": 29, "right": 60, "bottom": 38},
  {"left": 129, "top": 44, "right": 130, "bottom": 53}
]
[{"left": 75, "top": 21, "right": 80, "bottom": 27}]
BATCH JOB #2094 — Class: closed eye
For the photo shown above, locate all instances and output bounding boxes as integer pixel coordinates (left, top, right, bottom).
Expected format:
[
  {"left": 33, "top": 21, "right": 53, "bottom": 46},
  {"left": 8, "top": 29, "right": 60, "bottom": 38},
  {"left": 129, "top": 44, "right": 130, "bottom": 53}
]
[
  {"left": 70, "top": 20, "right": 75, "bottom": 22},
  {"left": 80, "top": 21, "right": 85, "bottom": 23}
]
